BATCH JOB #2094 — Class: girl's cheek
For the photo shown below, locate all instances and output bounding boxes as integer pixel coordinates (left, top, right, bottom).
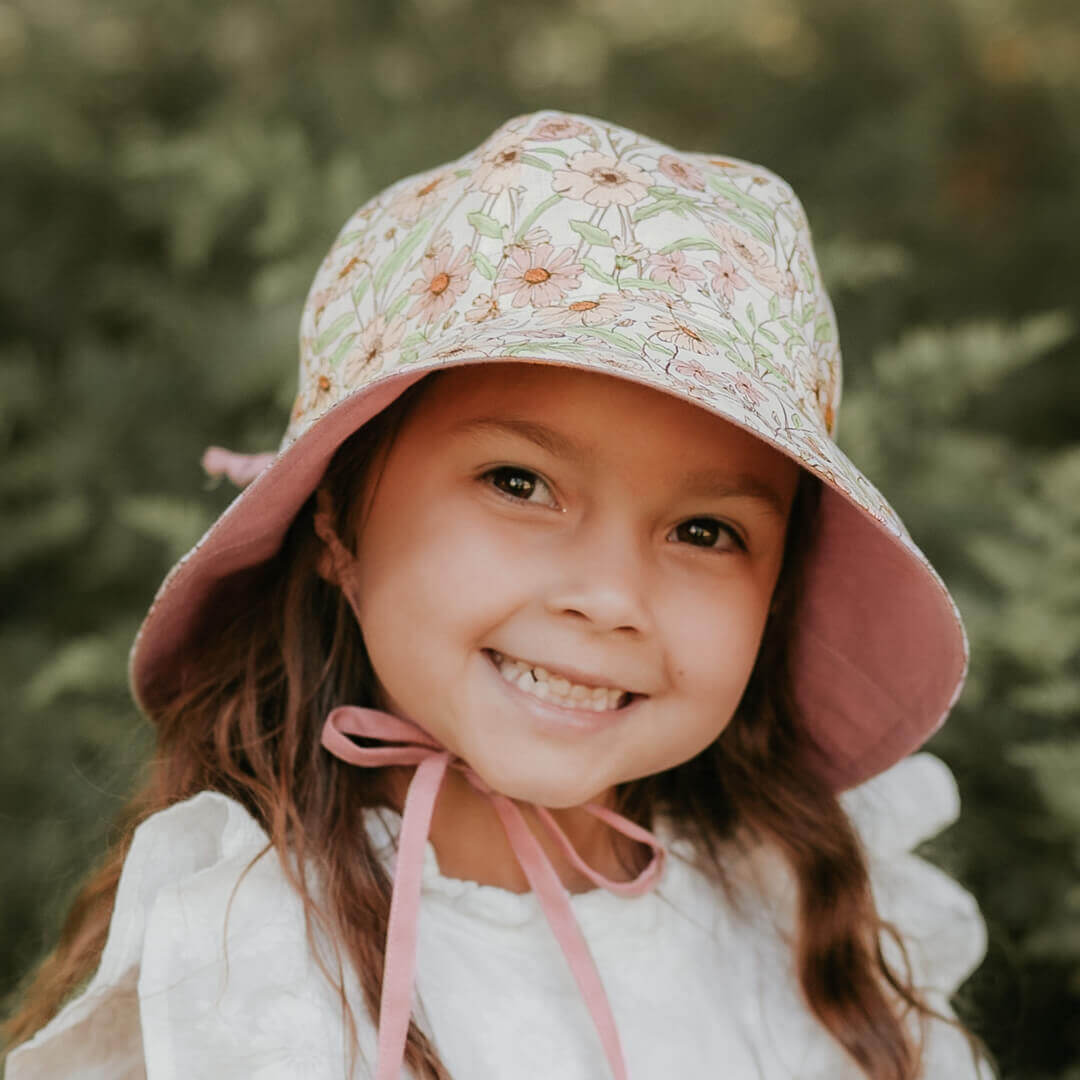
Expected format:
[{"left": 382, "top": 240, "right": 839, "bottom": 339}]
[{"left": 662, "top": 584, "right": 767, "bottom": 673}]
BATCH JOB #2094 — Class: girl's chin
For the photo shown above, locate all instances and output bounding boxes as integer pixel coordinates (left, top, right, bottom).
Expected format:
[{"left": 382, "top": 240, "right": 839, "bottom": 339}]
[{"left": 450, "top": 749, "right": 617, "bottom": 810}]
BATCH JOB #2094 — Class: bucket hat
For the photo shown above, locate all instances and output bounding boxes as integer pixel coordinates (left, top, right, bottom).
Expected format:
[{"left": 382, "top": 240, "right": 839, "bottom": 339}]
[{"left": 128, "top": 108, "right": 968, "bottom": 796}]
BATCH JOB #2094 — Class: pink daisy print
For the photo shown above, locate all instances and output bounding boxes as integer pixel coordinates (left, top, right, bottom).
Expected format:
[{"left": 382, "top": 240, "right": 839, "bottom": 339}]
[
  {"left": 702, "top": 252, "right": 749, "bottom": 304},
  {"left": 535, "top": 291, "right": 633, "bottom": 327},
  {"left": 494, "top": 243, "right": 584, "bottom": 308},
  {"left": 387, "top": 170, "right": 456, "bottom": 226},
  {"left": 421, "top": 226, "right": 455, "bottom": 263},
  {"left": 647, "top": 251, "right": 707, "bottom": 293},
  {"left": 465, "top": 292, "right": 501, "bottom": 324},
  {"left": 710, "top": 221, "right": 791, "bottom": 295},
  {"left": 501, "top": 226, "right": 553, "bottom": 263},
  {"left": 406, "top": 245, "right": 473, "bottom": 324},
  {"left": 528, "top": 116, "right": 594, "bottom": 142},
  {"left": 308, "top": 235, "right": 377, "bottom": 320},
  {"left": 469, "top": 135, "right": 527, "bottom": 195},
  {"left": 657, "top": 153, "right": 706, "bottom": 191},
  {"left": 648, "top": 310, "right": 714, "bottom": 356},
  {"left": 669, "top": 356, "right": 717, "bottom": 384},
  {"left": 724, "top": 372, "right": 768, "bottom": 408},
  {"left": 293, "top": 366, "right": 336, "bottom": 421},
  {"left": 341, "top": 313, "right": 407, "bottom": 383},
  {"left": 551, "top": 151, "right": 653, "bottom": 208}
]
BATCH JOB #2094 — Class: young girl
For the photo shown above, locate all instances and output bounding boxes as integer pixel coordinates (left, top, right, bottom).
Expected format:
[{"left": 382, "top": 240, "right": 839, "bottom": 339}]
[{"left": 4, "top": 109, "right": 995, "bottom": 1079}]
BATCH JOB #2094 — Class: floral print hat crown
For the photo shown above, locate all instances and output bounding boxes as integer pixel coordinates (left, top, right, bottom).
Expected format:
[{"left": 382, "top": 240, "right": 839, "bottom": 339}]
[{"left": 129, "top": 109, "right": 968, "bottom": 792}]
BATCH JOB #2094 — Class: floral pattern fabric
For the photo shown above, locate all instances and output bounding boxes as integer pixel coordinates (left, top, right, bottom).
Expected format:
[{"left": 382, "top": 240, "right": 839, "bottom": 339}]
[{"left": 290, "top": 110, "right": 850, "bottom": 498}]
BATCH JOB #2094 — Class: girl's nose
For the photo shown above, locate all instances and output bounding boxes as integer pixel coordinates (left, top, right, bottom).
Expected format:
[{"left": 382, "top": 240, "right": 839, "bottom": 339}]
[{"left": 544, "top": 517, "right": 653, "bottom": 635}]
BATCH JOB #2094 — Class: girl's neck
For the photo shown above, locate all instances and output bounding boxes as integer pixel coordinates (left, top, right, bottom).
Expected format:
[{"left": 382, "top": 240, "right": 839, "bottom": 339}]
[{"left": 380, "top": 765, "right": 649, "bottom": 895}]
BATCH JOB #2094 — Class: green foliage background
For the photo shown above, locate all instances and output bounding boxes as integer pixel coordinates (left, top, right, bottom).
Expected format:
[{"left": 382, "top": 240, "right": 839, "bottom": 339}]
[{"left": 2, "top": 0, "right": 1078, "bottom": 1074}]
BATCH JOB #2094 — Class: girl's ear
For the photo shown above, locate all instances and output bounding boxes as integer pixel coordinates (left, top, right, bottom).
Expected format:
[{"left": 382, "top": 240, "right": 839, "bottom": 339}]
[
  {"left": 315, "top": 546, "right": 340, "bottom": 586},
  {"left": 312, "top": 485, "right": 360, "bottom": 593}
]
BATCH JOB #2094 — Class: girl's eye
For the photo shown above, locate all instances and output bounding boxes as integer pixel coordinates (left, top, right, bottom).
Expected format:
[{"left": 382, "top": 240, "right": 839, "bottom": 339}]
[
  {"left": 482, "top": 466, "right": 558, "bottom": 507},
  {"left": 481, "top": 468, "right": 745, "bottom": 551},
  {"left": 669, "top": 518, "right": 745, "bottom": 553}
]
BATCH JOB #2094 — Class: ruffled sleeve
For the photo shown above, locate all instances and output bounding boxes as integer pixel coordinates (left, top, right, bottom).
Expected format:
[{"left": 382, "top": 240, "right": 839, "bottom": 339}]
[
  {"left": 5, "top": 791, "right": 361, "bottom": 1080},
  {"left": 840, "top": 752, "right": 987, "bottom": 994},
  {"left": 728, "top": 751, "right": 991, "bottom": 1079},
  {"left": 840, "top": 752, "right": 991, "bottom": 1078}
]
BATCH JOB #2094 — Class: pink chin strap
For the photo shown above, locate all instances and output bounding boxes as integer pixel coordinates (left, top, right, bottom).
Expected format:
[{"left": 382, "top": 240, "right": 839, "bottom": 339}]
[{"left": 321, "top": 705, "right": 668, "bottom": 1080}]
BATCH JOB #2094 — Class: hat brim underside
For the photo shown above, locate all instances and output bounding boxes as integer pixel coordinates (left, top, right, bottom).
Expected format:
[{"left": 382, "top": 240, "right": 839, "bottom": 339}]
[{"left": 128, "top": 353, "right": 967, "bottom": 794}]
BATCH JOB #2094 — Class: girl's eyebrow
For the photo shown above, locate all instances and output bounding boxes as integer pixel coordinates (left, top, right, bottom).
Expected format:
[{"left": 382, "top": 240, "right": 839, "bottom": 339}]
[{"left": 451, "top": 415, "right": 789, "bottom": 522}]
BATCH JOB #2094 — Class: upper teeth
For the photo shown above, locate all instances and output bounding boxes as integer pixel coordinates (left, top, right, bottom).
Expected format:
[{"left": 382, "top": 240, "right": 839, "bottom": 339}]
[{"left": 491, "top": 650, "right": 628, "bottom": 712}]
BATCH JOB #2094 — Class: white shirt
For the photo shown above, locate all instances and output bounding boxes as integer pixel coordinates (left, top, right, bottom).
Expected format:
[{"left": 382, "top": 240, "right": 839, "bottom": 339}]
[{"left": 7, "top": 752, "right": 990, "bottom": 1079}]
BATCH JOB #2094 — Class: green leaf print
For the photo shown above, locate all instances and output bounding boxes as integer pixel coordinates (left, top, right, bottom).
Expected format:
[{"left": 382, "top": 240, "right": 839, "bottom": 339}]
[
  {"left": 385, "top": 292, "right": 410, "bottom": 321},
  {"left": 752, "top": 345, "right": 786, "bottom": 382},
  {"left": 569, "top": 220, "right": 614, "bottom": 247},
  {"left": 519, "top": 152, "right": 553, "bottom": 172},
  {"left": 814, "top": 314, "right": 833, "bottom": 343},
  {"left": 705, "top": 175, "right": 775, "bottom": 221},
  {"left": 725, "top": 212, "right": 773, "bottom": 246},
  {"left": 696, "top": 325, "right": 731, "bottom": 347},
  {"left": 515, "top": 194, "right": 562, "bottom": 240},
  {"left": 747, "top": 302, "right": 757, "bottom": 327},
  {"left": 576, "top": 326, "right": 642, "bottom": 352},
  {"left": 373, "top": 217, "right": 433, "bottom": 294},
  {"left": 399, "top": 330, "right": 428, "bottom": 349},
  {"left": 523, "top": 146, "right": 569, "bottom": 160},
  {"left": 329, "top": 332, "right": 358, "bottom": 366},
  {"left": 768, "top": 294, "right": 781, "bottom": 321},
  {"left": 472, "top": 250, "right": 497, "bottom": 281},
  {"left": 315, "top": 313, "right": 353, "bottom": 353},
  {"left": 632, "top": 196, "right": 695, "bottom": 223},
  {"left": 351, "top": 277, "right": 370, "bottom": 307},
  {"left": 500, "top": 339, "right": 588, "bottom": 355},
  {"left": 616, "top": 276, "right": 676, "bottom": 293},
  {"left": 644, "top": 337, "right": 676, "bottom": 359},
  {"left": 582, "top": 257, "right": 618, "bottom": 286},
  {"left": 657, "top": 238, "right": 719, "bottom": 254},
  {"left": 467, "top": 210, "right": 504, "bottom": 240}
]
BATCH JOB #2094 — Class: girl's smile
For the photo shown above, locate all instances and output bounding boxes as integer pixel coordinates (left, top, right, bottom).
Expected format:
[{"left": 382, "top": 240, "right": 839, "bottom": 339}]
[
  {"left": 483, "top": 646, "right": 646, "bottom": 734},
  {"left": 486, "top": 646, "right": 641, "bottom": 706},
  {"left": 343, "top": 360, "right": 800, "bottom": 888}
]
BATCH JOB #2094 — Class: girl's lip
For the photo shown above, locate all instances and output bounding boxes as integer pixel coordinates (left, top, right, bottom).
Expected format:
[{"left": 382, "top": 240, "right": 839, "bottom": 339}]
[{"left": 483, "top": 648, "right": 643, "bottom": 732}]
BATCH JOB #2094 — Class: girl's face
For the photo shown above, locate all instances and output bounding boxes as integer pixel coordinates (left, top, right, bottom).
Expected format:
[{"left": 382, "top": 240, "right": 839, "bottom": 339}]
[{"left": 347, "top": 362, "right": 801, "bottom": 809}]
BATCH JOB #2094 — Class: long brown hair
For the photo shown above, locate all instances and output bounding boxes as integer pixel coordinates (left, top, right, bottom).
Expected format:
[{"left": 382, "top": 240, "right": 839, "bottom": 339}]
[{"left": 3, "top": 370, "right": 994, "bottom": 1079}]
